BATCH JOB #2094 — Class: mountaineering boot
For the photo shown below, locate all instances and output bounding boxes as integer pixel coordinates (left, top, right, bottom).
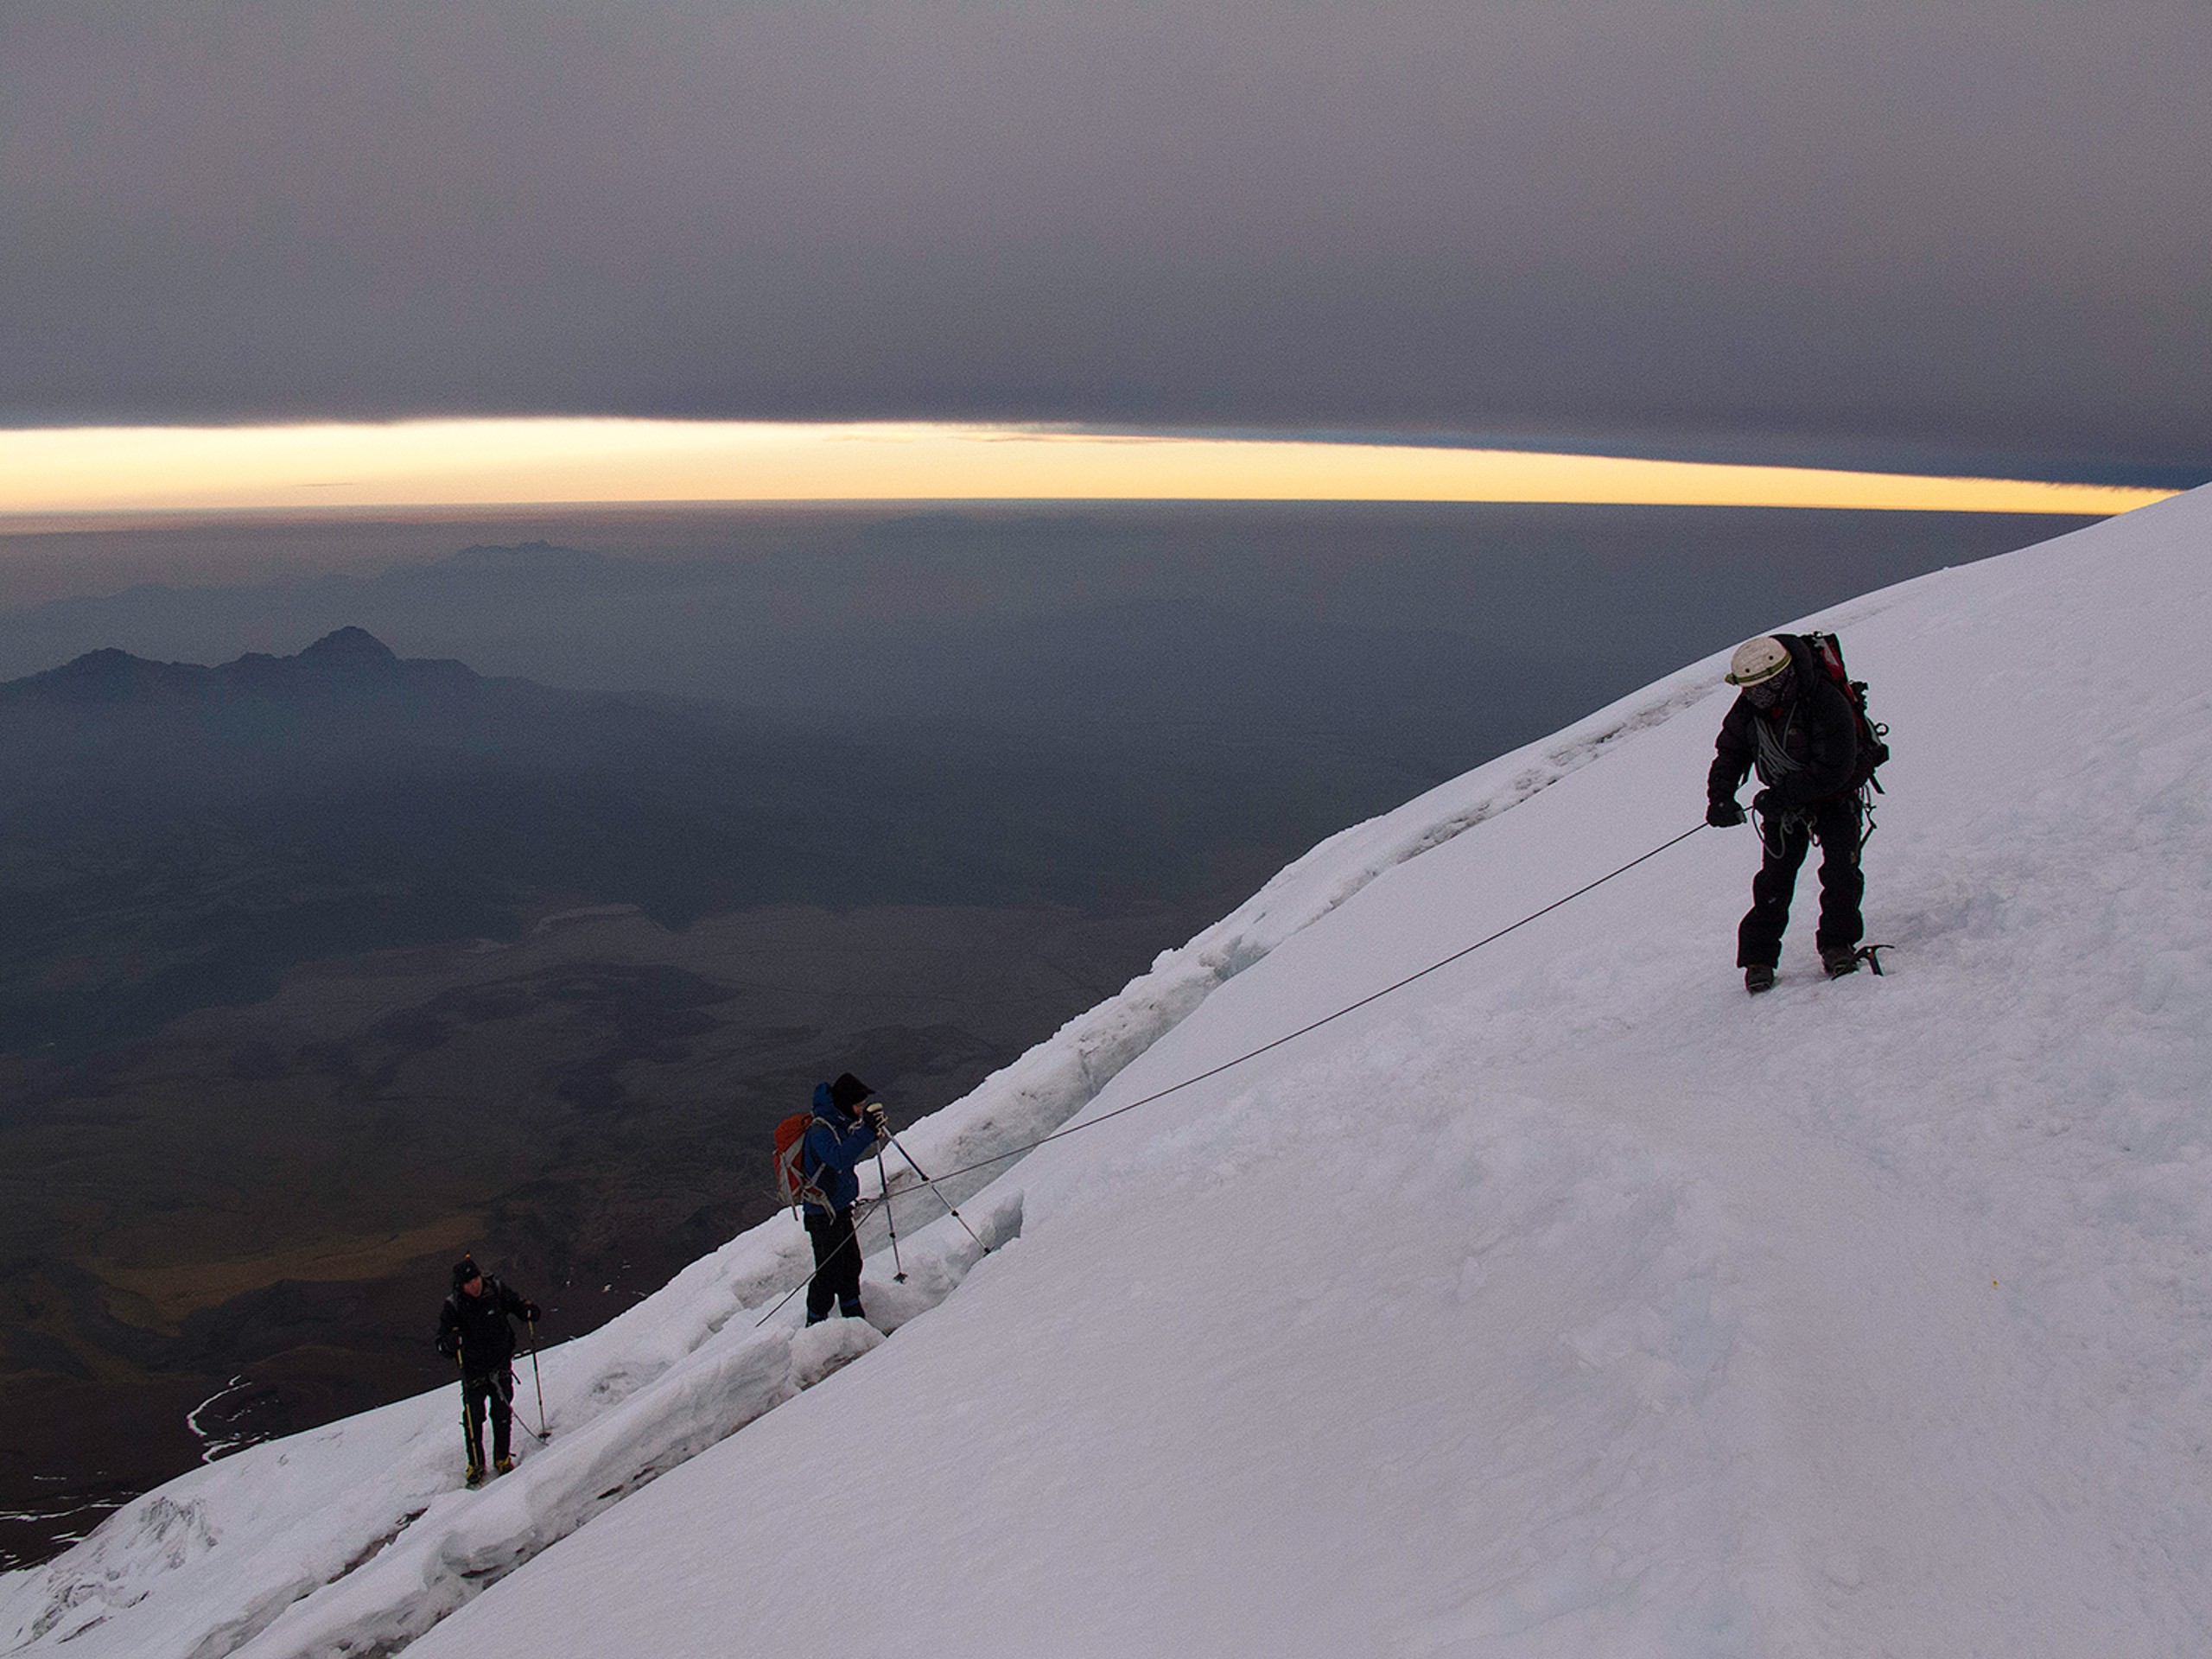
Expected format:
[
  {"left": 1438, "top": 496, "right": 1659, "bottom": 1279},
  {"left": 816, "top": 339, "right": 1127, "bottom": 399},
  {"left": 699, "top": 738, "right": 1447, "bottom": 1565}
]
[
  {"left": 1745, "top": 964, "right": 1777, "bottom": 995},
  {"left": 1821, "top": 945, "right": 1862, "bottom": 979},
  {"left": 465, "top": 1462, "right": 486, "bottom": 1489},
  {"left": 494, "top": 1455, "right": 516, "bottom": 1476}
]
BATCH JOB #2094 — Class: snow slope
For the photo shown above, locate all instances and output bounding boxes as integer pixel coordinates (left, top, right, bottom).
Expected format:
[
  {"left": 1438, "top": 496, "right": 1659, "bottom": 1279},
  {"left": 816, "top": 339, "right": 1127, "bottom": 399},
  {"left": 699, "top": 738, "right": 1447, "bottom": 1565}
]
[{"left": 7, "top": 486, "right": 2210, "bottom": 1656}]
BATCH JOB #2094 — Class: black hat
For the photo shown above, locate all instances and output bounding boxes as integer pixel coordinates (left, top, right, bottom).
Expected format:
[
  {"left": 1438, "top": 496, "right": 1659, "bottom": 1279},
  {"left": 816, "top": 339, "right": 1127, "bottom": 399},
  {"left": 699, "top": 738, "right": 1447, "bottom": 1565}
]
[
  {"left": 452, "top": 1255, "right": 482, "bottom": 1289},
  {"left": 828, "top": 1072, "right": 875, "bottom": 1113}
]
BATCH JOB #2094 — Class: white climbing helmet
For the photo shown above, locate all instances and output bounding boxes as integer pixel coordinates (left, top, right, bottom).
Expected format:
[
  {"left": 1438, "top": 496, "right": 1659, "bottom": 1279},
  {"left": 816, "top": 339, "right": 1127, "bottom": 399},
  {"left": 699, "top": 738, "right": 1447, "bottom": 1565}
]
[{"left": 1726, "top": 635, "right": 1791, "bottom": 687}]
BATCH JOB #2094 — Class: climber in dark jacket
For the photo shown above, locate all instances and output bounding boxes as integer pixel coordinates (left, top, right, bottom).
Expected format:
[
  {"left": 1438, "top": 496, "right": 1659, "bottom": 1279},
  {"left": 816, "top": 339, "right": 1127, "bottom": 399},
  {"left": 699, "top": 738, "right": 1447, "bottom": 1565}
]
[
  {"left": 1707, "top": 632, "right": 1865, "bottom": 992},
  {"left": 435, "top": 1255, "right": 541, "bottom": 1482},
  {"left": 801, "top": 1072, "right": 887, "bottom": 1325}
]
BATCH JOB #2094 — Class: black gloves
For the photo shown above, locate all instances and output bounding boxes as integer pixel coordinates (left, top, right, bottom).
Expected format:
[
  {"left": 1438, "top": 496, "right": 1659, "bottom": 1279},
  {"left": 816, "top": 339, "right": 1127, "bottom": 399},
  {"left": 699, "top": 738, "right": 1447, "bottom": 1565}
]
[
  {"left": 520, "top": 1301, "right": 542, "bottom": 1324},
  {"left": 436, "top": 1336, "right": 458, "bottom": 1360},
  {"left": 862, "top": 1103, "right": 889, "bottom": 1137},
  {"left": 1707, "top": 798, "right": 1745, "bottom": 828}
]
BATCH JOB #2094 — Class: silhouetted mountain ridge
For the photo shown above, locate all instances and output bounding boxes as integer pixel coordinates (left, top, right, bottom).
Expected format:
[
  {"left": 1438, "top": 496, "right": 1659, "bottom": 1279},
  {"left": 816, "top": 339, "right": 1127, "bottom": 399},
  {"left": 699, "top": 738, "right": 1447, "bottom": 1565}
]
[
  {"left": 0, "top": 629, "right": 732, "bottom": 795},
  {"left": 0, "top": 629, "right": 1382, "bottom": 1055},
  {"left": 4, "top": 626, "right": 462, "bottom": 707}
]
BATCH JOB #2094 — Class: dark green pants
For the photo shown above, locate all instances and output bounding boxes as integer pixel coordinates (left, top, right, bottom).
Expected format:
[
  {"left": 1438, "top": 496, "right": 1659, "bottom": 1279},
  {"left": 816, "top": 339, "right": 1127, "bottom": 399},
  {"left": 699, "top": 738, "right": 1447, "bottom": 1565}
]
[{"left": 463, "top": 1368, "right": 515, "bottom": 1466}]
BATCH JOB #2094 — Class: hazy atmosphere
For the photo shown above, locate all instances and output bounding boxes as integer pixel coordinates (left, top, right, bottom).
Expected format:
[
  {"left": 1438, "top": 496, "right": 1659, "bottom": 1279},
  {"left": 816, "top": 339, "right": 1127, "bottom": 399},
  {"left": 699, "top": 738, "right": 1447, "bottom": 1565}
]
[{"left": 6, "top": 2, "right": 2209, "bottom": 480}]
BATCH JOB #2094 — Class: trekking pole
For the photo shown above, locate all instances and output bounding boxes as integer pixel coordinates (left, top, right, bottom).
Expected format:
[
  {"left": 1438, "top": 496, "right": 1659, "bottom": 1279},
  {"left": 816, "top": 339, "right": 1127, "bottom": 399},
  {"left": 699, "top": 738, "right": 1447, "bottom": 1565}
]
[
  {"left": 525, "top": 1320, "right": 550, "bottom": 1442},
  {"left": 875, "top": 1147, "right": 907, "bottom": 1282},
  {"left": 883, "top": 1131, "right": 988, "bottom": 1254},
  {"left": 456, "top": 1351, "right": 480, "bottom": 1484}
]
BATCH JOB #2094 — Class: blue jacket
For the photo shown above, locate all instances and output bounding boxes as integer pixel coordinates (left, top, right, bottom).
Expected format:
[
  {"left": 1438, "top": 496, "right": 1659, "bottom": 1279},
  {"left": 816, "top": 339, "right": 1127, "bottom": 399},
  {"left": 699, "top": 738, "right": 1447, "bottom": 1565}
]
[{"left": 801, "top": 1082, "right": 880, "bottom": 1217}]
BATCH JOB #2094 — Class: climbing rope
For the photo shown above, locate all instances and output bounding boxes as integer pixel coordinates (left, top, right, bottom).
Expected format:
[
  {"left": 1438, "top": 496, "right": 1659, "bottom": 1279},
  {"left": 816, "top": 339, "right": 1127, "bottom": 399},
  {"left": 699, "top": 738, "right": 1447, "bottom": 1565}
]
[
  {"left": 754, "top": 822, "right": 1707, "bottom": 1325},
  {"left": 906, "top": 822, "right": 1709, "bottom": 1192}
]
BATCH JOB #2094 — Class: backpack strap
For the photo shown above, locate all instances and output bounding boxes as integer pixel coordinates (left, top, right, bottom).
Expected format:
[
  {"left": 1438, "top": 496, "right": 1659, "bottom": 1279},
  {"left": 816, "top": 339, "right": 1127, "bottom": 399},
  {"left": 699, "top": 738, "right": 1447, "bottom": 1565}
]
[{"left": 775, "top": 1129, "right": 833, "bottom": 1217}]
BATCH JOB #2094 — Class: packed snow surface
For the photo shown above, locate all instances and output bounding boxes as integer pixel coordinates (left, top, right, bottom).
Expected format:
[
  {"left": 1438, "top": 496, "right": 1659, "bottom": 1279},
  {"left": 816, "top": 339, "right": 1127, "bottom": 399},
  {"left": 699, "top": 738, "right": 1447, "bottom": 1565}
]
[{"left": 5, "top": 488, "right": 2210, "bottom": 1656}]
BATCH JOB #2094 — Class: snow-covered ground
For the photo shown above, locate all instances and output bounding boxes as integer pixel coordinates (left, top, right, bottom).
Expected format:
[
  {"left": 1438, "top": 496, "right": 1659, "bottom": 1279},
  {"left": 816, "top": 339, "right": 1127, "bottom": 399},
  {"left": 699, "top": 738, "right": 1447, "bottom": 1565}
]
[{"left": 5, "top": 486, "right": 2209, "bottom": 1656}]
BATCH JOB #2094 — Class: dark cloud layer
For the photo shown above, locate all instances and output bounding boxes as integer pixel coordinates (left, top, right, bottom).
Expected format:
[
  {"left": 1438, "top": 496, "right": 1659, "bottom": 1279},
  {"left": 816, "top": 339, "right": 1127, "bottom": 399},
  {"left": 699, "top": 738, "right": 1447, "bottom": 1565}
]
[{"left": 4, "top": 2, "right": 2207, "bottom": 474}]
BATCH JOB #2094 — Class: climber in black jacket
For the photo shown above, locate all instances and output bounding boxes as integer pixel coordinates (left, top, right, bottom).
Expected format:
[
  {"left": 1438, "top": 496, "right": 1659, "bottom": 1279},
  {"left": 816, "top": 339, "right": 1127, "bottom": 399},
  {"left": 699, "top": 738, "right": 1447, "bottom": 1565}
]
[
  {"left": 1707, "top": 633, "right": 1865, "bottom": 993},
  {"left": 435, "top": 1255, "right": 541, "bottom": 1483}
]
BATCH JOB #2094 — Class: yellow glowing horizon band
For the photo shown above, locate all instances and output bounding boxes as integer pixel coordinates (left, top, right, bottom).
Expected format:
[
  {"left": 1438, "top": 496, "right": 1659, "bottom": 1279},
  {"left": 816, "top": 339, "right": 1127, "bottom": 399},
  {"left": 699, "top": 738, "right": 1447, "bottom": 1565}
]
[{"left": 0, "top": 418, "right": 2177, "bottom": 518}]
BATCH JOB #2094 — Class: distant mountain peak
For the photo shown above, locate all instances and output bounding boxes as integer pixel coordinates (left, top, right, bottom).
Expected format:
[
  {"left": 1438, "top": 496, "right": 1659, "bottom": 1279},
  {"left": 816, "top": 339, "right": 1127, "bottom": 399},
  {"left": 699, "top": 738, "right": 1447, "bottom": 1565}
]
[
  {"left": 21, "top": 645, "right": 156, "bottom": 702},
  {"left": 2, "top": 628, "right": 474, "bottom": 709},
  {"left": 454, "top": 538, "right": 560, "bottom": 556},
  {"left": 297, "top": 626, "right": 399, "bottom": 664},
  {"left": 443, "top": 540, "right": 601, "bottom": 569}
]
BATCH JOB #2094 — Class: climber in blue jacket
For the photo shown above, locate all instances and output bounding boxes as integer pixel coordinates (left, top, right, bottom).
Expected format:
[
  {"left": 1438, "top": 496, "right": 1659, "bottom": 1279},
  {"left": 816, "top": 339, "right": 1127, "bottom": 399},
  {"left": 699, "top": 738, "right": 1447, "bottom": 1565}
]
[{"left": 801, "top": 1071, "right": 887, "bottom": 1325}]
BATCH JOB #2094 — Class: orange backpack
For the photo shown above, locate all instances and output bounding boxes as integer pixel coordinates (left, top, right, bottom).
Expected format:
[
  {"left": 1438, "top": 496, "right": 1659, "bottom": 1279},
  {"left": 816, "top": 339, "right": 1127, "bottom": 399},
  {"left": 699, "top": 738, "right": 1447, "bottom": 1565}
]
[{"left": 772, "top": 1114, "right": 825, "bottom": 1213}]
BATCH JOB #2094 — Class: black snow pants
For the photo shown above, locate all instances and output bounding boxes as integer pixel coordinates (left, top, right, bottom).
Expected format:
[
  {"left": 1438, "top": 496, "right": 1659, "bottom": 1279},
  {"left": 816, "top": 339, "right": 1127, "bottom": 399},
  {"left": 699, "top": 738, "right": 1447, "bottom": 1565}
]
[
  {"left": 1738, "top": 793, "right": 1864, "bottom": 968},
  {"left": 463, "top": 1368, "right": 516, "bottom": 1467},
  {"left": 804, "top": 1207, "right": 865, "bottom": 1324}
]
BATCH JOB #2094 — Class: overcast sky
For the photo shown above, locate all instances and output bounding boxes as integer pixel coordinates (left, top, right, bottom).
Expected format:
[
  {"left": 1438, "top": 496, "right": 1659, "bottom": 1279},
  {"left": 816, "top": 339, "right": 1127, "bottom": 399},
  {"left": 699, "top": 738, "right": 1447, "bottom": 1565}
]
[{"left": 4, "top": 2, "right": 2207, "bottom": 479}]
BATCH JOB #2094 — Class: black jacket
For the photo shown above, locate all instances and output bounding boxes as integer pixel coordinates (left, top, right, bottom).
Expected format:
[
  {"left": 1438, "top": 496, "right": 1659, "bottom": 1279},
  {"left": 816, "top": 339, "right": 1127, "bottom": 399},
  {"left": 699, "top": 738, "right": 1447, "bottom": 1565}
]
[
  {"left": 435, "top": 1276, "right": 538, "bottom": 1377},
  {"left": 1707, "top": 634, "right": 1860, "bottom": 810}
]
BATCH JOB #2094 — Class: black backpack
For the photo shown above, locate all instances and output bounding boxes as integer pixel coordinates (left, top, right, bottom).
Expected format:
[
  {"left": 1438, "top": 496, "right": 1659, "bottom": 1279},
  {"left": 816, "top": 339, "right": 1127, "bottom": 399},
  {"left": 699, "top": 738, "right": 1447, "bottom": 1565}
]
[{"left": 1801, "top": 632, "right": 1891, "bottom": 793}]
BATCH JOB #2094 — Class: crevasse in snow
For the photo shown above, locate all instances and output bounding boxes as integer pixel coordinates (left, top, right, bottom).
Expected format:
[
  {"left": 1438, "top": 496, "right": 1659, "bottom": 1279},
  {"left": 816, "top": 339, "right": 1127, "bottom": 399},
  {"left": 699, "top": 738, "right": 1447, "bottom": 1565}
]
[{"left": 5, "top": 486, "right": 2209, "bottom": 1657}]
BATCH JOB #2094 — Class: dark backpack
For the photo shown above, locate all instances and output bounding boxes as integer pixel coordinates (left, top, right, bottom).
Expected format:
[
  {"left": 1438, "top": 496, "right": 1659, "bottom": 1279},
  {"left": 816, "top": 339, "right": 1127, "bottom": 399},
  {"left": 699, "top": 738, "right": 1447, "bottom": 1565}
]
[{"left": 1801, "top": 632, "right": 1891, "bottom": 793}]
